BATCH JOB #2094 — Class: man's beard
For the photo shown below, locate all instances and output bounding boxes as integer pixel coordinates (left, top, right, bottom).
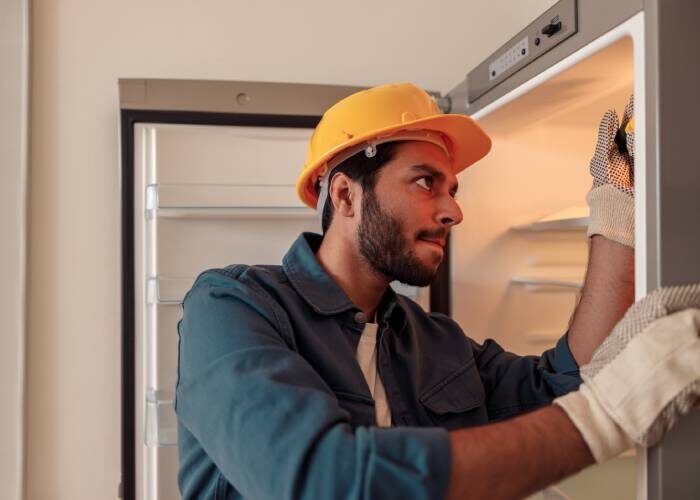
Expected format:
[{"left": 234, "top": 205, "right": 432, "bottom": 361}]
[{"left": 357, "top": 190, "right": 445, "bottom": 287}]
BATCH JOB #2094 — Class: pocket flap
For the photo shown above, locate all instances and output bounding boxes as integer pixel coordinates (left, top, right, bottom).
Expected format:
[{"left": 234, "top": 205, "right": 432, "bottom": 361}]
[
  {"left": 334, "top": 390, "right": 376, "bottom": 427},
  {"left": 419, "top": 361, "right": 485, "bottom": 415}
]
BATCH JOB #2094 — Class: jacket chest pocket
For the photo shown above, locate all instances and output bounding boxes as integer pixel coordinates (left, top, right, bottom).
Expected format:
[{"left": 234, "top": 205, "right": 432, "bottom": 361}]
[
  {"left": 419, "top": 360, "right": 488, "bottom": 430},
  {"left": 334, "top": 390, "right": 376, "bottom": 427}
]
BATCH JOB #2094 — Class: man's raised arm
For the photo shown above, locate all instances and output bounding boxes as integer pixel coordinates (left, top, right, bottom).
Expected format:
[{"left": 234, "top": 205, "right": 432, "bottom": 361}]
[
  {"left": 447, "top": 284, "right": 700, "bottom": 500},
  {"left": 567, "top": 97, "right": 636, "bottom": 364}
]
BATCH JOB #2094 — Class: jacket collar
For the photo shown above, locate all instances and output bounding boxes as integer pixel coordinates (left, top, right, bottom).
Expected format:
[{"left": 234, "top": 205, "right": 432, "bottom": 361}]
[
  {"left": 283, "top": 233, "right": 355, "bottom": 315},
  {"left": 283, "top": 233, "right": 405, "bottom": 326}
]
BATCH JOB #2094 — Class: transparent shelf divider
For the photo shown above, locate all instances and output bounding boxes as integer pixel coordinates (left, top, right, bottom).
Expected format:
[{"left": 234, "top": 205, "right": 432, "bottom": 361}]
[
  {"left": 511, "top": 276, "right": 583, "bottom": 291},
  {"left": 540, "top": 486, "right": 570, "bottom": 500},
  {"left": 145, "top": 389, "right": 177, "bottom": 447},
  {"left": 147, "top": 276, "right": 195, "bottom": 305},
  {"left": 390, "top": 281, "right": 422, "bottom": 298},
  {"left": 524, "top": 331, "right": 563, "bottom": 345},
  {"left": 511, "top": 206, "right": 590, "bottom": 232},
  {"left": 146, "top": 183, "right": 316, "bottom": 219}
]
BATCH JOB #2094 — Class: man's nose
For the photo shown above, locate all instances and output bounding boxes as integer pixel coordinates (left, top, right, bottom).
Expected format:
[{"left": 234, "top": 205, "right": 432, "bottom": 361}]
[{"left": 437, "top": 195, "right": 463, "bottom": 227}]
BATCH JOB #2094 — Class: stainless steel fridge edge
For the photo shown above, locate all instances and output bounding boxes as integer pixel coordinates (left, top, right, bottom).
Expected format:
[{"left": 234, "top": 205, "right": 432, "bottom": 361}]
[{"left": 643, "top": 1, "right": 700, "bottom": 499}]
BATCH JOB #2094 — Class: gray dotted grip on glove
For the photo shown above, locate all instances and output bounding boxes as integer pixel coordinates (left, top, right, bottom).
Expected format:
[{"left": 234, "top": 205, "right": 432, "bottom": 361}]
[
  {"left": 586, "top": 96, "right": 635, "bottom": 247},
  {"left": 589, "top": 102, "right": 634, "bottom": 195},
  {"left": 582, "top": 283, "right": 700, "bottom": 446}
]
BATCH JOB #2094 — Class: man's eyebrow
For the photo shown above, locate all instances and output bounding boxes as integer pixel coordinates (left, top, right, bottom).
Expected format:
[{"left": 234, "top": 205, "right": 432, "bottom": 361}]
[{"left": 409, "top": 164, "right": 459, "bottom": 194}]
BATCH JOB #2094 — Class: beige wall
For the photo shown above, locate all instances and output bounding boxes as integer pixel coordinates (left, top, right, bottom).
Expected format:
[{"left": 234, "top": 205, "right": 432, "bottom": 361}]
[
  {"left": 27, "top": 1, "right": 557, "bottom": 498},
  {"left": 1, "top": 1, "right": 28, "bottom": 500}
]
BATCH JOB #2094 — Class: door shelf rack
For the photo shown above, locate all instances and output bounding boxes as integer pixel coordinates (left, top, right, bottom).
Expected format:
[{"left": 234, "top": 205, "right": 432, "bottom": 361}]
[{"left": 145, "top": 183, "right": 315, "bottom": 220}]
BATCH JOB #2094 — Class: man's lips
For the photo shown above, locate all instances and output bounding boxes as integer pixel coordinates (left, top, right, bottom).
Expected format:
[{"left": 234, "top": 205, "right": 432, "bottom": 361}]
[{"left": 418, "top": 237, "right": 446, "bottom": 250}]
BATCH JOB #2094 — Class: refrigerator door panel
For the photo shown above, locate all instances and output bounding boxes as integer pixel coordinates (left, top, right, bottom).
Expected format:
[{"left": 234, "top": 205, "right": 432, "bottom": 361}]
[{"left": 641, "top": 1, "right": 700, "bottom": 498}]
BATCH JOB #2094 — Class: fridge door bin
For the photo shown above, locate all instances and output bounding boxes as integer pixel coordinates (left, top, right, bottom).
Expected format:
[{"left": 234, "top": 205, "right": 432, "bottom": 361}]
[
  {"left": 146, "top": 183, "right": 314, "bottom": 220},
  {"left": 390, "top": 281, "right": 422, "bottom": 299},
  {"left": 510, "top": 276, "right": 583, "bottom": 291},
  {"left": 511, "top": 206, "right": 590, "bottom": 232},
  {"left": 145, "top": 389, "right": 177, "bottom": 447},
  {"left": 146, "top": 277, "right": 195, "bottom": 305},
  {"left": 524, "top": 331, "right": 565, "bottom": 346}
]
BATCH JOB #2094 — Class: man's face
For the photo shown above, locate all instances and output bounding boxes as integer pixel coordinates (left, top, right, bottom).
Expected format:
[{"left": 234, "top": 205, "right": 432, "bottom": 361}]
[{"left": 357, "top": 141, "right": 463, "bottom": 287}]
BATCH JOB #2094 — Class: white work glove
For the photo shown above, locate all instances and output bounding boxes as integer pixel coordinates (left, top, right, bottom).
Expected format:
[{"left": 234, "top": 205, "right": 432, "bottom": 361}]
[
  {"left": 554, "top": 283, "right": 700, "bottom": 462},
  {"left": 586, "top": 95, "right": 635, "bottom": 247}
]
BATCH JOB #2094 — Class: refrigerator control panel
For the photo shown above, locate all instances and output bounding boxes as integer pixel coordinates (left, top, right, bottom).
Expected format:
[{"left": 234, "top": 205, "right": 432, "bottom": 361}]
[
  {"left": 467, "top": 0, "right": 577, "bottom": 103},
  {"left": 489, "top": 36, "right": 529, "bottom": 82}
]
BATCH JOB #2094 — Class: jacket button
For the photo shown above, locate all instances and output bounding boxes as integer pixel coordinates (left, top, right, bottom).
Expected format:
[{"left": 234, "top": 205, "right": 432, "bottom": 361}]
[{"left": 354, "top": 311, "right": 366, "bottom": 324}]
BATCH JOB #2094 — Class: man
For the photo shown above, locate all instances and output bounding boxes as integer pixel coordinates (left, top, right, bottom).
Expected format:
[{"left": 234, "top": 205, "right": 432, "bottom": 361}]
[{"left": 176, "top": 83, "right": 700, "bottom": 499}]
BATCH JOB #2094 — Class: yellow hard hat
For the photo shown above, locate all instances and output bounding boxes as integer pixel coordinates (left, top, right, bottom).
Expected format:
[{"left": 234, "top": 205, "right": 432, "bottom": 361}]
[{"left": 296, "top": 82, "right": 492, "bottom": 209}]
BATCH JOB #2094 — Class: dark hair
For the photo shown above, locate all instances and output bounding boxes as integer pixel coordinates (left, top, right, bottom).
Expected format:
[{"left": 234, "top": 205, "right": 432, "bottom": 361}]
[{"left": 319, "top": 141, "right": 403, "bottom": 233}]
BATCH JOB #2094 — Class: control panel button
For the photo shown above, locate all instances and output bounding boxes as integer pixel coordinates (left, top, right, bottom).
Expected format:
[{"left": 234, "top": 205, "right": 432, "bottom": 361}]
[{"left": 542, "top": 21, "right": 562, "bottom": 37}]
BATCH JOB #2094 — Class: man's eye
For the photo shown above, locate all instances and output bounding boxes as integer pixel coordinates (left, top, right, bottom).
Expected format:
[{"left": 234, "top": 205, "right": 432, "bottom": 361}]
[{"left": 416, "top": 177, "right": 433, "bottom": 190}]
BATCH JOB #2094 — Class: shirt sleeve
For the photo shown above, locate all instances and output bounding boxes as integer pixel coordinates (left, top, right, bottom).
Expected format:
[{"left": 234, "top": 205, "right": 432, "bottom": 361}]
[
  {"left": 176, "top": 271, "right": 452, "bottom": 500},
  {"left": 469, "top": 333, "right": 582, "bottom": 422}
]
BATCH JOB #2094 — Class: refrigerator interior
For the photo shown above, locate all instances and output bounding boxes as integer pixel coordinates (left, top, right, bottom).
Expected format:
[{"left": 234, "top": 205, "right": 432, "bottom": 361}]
[{"left": 452, "top": 37, "right": 635, "bottom": 499}]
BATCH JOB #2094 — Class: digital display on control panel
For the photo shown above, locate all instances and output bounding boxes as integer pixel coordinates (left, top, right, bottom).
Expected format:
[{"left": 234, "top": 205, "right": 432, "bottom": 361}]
[{"left": 489, "top": 37, "right": 529, "bottom": 82}]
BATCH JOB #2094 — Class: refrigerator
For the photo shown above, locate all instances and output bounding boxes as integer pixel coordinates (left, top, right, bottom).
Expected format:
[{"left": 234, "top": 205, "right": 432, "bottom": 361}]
[{"left": 119, "top": 0, "right": 700, "bottom": 498}]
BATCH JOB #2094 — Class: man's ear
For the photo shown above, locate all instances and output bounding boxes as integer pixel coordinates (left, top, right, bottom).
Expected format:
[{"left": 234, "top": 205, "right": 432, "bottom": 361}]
[{"left": 328, "top": 172, "right": 359, "bottom": 218}]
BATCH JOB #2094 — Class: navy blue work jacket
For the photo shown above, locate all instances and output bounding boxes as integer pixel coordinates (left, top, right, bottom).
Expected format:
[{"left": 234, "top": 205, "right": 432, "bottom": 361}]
[{"left": 176, "top": 232, "right": 581, "bottom": 499}]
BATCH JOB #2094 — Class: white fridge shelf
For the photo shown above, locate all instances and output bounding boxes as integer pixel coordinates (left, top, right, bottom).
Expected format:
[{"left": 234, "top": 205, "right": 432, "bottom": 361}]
[
  {"left": 145, "top": 389, "right": 177, "bottom": 448},
  {"left": 511, "top": 276, "right": 583, "bottom": 291},
  {"left": 146, "top": 183, "right": 315, "bottom": 219},
  {"left": 524, "top": 331, "right": 563, "bottom": 345},
  {"left": 146, "top": 277, "right": 194, "bottom": 305},
  {"left": 390, "top": 281, "right": 421, "bottom": 299},
  {"left": 511, "top": 206, "right": 589, "bottom": 232}
]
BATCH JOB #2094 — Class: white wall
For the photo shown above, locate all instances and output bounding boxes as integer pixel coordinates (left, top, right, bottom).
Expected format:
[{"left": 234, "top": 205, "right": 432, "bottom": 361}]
[
  {"left": 1, "top": 1, "right": 28, "bottom": 499},
  {"left": 27, "top": 1, "right": 557, "bottom": 498}
]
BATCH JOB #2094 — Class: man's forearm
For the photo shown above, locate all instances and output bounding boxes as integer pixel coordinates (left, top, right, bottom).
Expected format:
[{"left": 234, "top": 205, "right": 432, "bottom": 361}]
[
  {"left": 568, "top": 235, "right": 635, "bottom": 365},
  {"left": 446, "top": 405, "right": 593, "bottom": 500}
]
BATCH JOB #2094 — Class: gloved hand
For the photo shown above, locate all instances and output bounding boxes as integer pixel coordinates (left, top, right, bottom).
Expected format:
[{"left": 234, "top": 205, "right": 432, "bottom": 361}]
[
  {"left": 586, "top": 95, "right": 635, "bottom": 247},
  {"left": 554, "top": 283, "right": 700, "bottom": 462}
]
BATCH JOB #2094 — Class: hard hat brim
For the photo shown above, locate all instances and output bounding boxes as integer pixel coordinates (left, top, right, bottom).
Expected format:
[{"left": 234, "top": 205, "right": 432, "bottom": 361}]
[{"left": 296, "top": 113, "right": 492, "bottom": 209}]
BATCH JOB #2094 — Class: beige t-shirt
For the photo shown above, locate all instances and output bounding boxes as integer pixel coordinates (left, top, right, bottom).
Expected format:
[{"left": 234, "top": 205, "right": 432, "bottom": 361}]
[{"left": 354, "top": 323, "right": 392, "bottom": 427}]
